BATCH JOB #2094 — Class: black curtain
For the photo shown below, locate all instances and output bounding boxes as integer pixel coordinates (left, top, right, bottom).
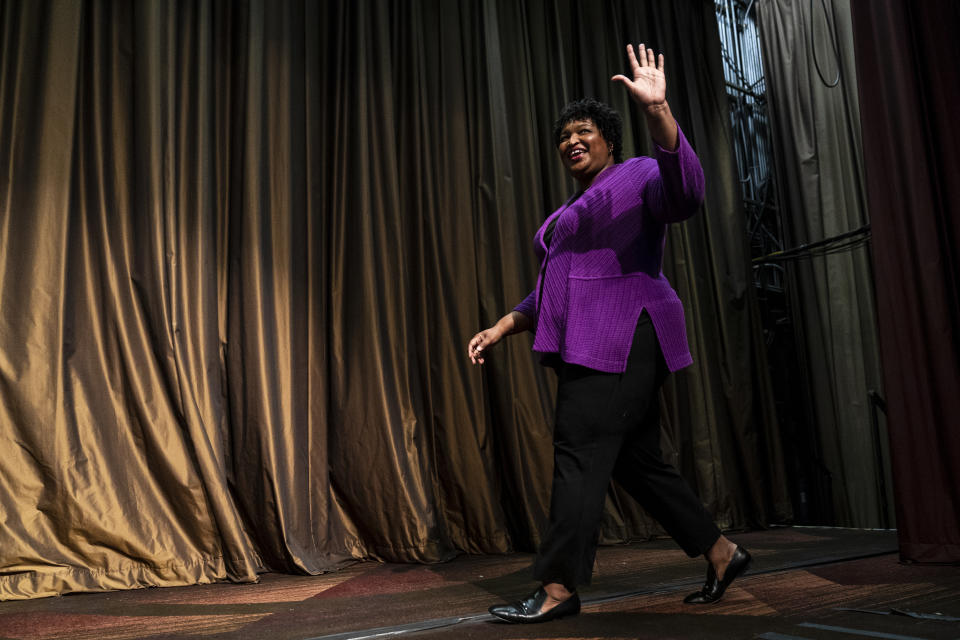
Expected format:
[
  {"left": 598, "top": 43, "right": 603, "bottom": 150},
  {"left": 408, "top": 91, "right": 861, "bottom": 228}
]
[
  {"left": 850, "top": 0, "right": 960, "bottom": 563},
  {"left": 0, "top": 0, "right": 789, "bottom": 599}
]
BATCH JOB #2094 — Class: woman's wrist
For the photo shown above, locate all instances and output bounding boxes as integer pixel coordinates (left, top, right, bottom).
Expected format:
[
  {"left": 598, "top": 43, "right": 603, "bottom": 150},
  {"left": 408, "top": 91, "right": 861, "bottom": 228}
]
[
  {"left": 644, "top": 101, "right": 670, "bottom": 118},
  {"left": 644, "top": 101, "right": 678, "bottom": 151},
  {"left": 501, "top": 310, "right": 531, "bottom": 336},
  {"left": 492, "top": 316, "right": 513, "bottom": 338}
]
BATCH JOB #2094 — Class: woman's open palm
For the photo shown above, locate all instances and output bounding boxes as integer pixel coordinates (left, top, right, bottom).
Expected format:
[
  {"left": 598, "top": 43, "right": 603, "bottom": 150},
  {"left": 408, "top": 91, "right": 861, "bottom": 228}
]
[{"left": 612, "top": 44, "right": 667, "bottom": 110}]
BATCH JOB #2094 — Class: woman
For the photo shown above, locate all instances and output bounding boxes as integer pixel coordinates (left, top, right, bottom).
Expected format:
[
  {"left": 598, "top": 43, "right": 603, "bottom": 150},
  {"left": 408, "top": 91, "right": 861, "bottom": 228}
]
[{"left": 467, "top": 44, "right": 751, "bottom": 624}]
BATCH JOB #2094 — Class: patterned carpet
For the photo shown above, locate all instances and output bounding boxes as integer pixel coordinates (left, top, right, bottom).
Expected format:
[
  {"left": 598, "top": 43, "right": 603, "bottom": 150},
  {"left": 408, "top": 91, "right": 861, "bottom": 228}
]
[{"left": 1, "top": 528, "right": 957, "bottom": 640}]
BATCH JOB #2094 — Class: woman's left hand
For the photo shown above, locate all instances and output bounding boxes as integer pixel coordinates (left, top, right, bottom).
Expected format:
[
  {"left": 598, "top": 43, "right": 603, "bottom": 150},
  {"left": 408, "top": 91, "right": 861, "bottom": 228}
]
[
  {"left": 612, "top": 43, "right": 677, "bottom": 150},
  {"left": 612, "top": 43, "right": 667, "bottom": 113}
]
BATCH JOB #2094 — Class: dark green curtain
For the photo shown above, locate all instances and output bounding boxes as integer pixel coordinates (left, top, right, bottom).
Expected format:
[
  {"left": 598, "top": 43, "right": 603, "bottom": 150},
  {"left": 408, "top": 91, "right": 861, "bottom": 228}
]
[
  {"left": 756, "top": 0, "right": 887, "bottom": 527},
  {"left": 0, "top": 0, "right": 789, "bottom": 600}
]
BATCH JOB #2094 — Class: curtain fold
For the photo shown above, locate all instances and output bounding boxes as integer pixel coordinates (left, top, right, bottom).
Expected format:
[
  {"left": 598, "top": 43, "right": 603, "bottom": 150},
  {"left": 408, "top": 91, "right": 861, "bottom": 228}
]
[
  {"left": 756, "top": 0, "right": 887, "bottom": 527},
  {"left": 849, "top": 0, "right": 960, "bottom": 563},
  {"left": 0, "top": 0, "right": 788, "bottom": 600}
]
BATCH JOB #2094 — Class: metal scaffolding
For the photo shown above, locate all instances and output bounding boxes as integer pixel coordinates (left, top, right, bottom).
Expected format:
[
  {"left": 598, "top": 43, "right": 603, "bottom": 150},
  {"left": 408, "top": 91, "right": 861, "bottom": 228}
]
[
  {"left": 715, "top": 0, "right": 785, "bottom": 293},
  {"left": 714, "top": 1, "right": 833, "bottom": 525}
]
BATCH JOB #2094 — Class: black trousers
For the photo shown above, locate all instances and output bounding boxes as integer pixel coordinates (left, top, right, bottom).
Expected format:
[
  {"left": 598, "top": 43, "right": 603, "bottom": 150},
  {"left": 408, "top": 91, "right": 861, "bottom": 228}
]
[{"left": 532, "top": 312, "right": 721, "bottom": 591}]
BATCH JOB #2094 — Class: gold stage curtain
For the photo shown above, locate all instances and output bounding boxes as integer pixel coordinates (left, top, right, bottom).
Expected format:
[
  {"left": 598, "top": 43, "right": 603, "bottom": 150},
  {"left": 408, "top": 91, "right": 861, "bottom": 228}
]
[{"left": 0, "top": 0, "right": 789, "bottom": 599}]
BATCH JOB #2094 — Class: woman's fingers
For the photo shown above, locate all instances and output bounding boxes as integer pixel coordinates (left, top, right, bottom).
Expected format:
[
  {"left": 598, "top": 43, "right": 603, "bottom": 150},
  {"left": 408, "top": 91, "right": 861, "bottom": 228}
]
[
  {"left": 638, "top": 43, "right": 658, "bottom": 69},
  {"left": 626, "top": 43, "right": 639, "bottom": 70},
  {"left": 468, "top": 333, "right": 486, "bottom": 365},
  {"left": 631, "top": 43, "right": 664, "bottom": 73}
]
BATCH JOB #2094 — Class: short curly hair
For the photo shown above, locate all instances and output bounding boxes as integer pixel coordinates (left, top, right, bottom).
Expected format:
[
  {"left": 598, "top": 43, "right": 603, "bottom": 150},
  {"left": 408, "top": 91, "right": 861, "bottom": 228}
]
[{"left": 552, "top": 98, "right": 624, "bottom": 164}]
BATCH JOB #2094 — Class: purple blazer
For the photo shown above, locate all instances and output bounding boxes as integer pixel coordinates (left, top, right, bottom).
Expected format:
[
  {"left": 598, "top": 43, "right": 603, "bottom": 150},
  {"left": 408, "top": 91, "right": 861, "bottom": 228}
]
[{"left": 513, "top": 126, "right": 705, "bottom": 373}]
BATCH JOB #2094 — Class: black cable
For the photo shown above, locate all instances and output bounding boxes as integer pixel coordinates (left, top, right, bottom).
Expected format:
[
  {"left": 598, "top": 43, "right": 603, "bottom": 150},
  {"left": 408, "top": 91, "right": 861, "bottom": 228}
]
[
  {"left": 810, "top": 0, "right": 841, "bottom": 88},
  {"left": 757, "top": 238, "right": 871, "bottom": 262},
  {"left": 752, "top": 225, "right": 871, "bottom": 263}
]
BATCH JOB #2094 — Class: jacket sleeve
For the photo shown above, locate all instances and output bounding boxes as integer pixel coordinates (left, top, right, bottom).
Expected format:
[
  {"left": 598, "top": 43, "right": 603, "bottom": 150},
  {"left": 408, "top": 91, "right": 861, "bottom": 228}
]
[
  {"left": 641, "top": 124, "right": 706, "bottom": 223},
  {"left": 513, "top": 289, "right": 537, "bottom": 325}
]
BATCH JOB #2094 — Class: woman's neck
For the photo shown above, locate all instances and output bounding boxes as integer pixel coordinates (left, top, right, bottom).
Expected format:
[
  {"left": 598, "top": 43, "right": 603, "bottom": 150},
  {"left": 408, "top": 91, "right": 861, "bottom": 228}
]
[{"left": 576, "top": 159, "right": 616, "bottom": 190}]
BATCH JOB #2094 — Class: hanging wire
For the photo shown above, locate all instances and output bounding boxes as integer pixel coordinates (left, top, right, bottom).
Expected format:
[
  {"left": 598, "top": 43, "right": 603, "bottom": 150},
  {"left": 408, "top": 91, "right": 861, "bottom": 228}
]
[
  {"left": 752, "top": 225, "right": 872, "bottom": 263},
  {"left": 810, "top": 0, "right": 841, "bottom": 87}
]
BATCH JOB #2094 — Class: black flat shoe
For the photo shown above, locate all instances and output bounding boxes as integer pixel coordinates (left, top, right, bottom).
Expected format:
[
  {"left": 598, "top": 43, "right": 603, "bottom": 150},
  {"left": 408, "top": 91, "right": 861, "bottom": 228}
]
[
  {"left": 488, "top": 587, "right": 581, "bottom": 623},
  {"left": 683, "top": 545, "right": 752, "bottom": 604}
]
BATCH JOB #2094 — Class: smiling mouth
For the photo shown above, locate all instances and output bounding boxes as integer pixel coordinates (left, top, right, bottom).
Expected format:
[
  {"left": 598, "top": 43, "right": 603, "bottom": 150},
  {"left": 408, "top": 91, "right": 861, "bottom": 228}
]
[{"left": 568, "top": 148, "right": 586, "bottom": 162}]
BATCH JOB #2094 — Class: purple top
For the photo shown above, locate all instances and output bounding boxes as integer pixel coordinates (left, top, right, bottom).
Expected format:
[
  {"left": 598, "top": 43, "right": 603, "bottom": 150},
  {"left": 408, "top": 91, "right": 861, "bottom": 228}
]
[{"left": 514, "top": 126, "right": 705, "bottom": 373}]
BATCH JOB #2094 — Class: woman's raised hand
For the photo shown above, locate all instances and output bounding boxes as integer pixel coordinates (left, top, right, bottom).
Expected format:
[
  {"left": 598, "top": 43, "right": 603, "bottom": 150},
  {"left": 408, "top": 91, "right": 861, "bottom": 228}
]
[
  {"left": 612, "top": 44, "right": 667, "bottom": 112},
  {"left": 613, "top": 43, "right": 678, "bottom": 150}
]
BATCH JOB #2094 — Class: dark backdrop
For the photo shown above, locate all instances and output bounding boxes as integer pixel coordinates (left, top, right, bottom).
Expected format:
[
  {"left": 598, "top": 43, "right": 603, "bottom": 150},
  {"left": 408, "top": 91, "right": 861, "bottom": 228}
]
[
  {"left": 850, "top": 0, "right": 960, "bottom": 563},
  {"left": 756, "top": 0, "right": 885, "bottom": 528},
  {"left": 0, "top": 0, "right": 790, "bottom": 599}
]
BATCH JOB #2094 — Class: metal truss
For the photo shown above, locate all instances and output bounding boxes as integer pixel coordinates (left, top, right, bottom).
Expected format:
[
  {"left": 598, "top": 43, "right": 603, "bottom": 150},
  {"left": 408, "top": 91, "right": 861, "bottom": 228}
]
[
  {"left": 715, "top": 0, "right": 785, "bottom": 293},
  {"left": 715, "top": 1, "right": 835, "bottom": 526}
]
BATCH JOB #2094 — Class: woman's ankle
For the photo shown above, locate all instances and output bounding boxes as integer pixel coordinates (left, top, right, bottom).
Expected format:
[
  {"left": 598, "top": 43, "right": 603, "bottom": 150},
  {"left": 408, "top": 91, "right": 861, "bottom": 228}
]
[
  {"left": 706, "top": 535, "right": 737, "bottom": 578},
  {"left": 543, "top": 582, "right": 574, "bottom": 601}
]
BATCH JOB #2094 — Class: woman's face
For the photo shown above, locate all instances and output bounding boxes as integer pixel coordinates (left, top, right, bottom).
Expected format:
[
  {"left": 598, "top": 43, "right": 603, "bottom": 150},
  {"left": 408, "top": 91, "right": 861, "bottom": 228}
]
[{"left": 557, "top": 118, "right": 614, "bottom": 187}]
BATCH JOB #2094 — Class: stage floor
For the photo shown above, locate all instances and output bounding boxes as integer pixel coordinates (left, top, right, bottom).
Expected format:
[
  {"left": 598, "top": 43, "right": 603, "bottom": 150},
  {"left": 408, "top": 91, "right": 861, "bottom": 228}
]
[{"left": 1, "top": 527, "right": 958, "bottom": 640}]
